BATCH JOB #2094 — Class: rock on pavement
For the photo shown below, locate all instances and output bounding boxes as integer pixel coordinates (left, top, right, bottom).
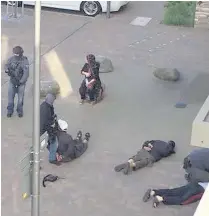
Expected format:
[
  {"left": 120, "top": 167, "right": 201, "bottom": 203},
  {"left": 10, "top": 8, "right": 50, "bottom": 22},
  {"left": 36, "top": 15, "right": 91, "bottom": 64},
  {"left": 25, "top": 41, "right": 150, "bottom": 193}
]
[
  {"left": 96, "top": 56, "right": 114, "bottom": 73},
  {"left": 40, "top": 80, "right": 60, "bottom": 98},
  {"left": 153, "top": 68, "right": 180, "bottom": 81}
]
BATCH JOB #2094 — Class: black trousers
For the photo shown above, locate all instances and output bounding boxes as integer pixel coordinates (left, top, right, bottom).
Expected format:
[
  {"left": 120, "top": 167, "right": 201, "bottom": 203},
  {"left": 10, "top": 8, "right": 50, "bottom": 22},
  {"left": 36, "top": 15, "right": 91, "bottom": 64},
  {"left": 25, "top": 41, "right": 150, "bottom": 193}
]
[
  {"left": 79, "top": 80, "right": 95, "bottom": 101},
  {"left": 61, "top": 140, "right": 88, "bottom": 162},
  {"left": 154, "top": 183, "right": 204, "bottom": 205},
  {"left": 74, "top": 140, "right": 88, "bottom": 158}
]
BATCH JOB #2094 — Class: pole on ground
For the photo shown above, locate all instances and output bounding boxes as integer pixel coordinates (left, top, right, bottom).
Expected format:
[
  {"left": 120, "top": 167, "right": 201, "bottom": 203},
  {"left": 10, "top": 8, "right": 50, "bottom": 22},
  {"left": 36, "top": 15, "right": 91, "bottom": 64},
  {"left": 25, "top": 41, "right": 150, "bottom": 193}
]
[
  {"left": 106, "top": 1, "right": 111, "bottom": 19},
  {"left": 31, "top": 1, "right": 41, "bottom": 216}
]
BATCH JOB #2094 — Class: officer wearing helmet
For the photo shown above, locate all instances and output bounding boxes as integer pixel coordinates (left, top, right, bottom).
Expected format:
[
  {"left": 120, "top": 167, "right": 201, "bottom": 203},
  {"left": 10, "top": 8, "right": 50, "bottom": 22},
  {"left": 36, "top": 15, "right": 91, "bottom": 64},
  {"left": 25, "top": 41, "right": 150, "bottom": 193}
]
[
  {"left": 5, "top": 46, "right": 29, "bottom": 117},
  {"left": 115, "top": 140, "right": 176, "bottom": 175}
]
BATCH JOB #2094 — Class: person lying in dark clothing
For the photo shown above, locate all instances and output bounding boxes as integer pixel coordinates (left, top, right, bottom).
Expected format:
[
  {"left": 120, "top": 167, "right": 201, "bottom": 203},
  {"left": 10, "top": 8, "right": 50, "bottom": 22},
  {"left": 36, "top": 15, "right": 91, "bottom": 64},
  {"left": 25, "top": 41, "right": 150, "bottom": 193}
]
[
  {"left": 114, "top": 140, "right": 176, "bottom": 175},
  {"left": 183, "top": 148, "right": 209, "bottom": 183},
  {"left": 55, "top": 119, "right": 90, "bottom": 164},
  {"left": 143, "top": 182, "right": 207, "bottom": 208}
]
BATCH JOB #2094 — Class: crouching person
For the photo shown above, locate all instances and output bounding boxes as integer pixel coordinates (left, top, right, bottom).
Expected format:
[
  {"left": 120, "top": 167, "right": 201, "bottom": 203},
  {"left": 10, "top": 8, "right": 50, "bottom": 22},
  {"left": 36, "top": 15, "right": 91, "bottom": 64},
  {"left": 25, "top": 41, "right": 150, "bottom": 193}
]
[
  {"left": 114, "top": 140, "right": 176, "bottom": 175},
  {"left": 143, "top": 182, "right": 207, "bottom": 208},
  {"left": 56, "top": 119, "right": 90, "bottom": 163}
]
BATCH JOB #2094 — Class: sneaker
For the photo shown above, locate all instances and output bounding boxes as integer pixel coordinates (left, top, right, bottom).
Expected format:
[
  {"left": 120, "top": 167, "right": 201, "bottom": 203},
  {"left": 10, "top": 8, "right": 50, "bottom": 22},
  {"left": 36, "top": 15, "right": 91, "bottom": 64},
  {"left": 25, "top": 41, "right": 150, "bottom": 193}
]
[
  {"left": 153, "top": 196, "right": 161, "bottom": 208},
  {"left": 123, "top": 163, "right": 132, "bottom": 175},
  {"left": 7, "top": 113, "right": 12, "bottom": 118},
  {"left": 143, "top": 189, "right": 152, "bottom": 202},
  {"left": 76, "top": 131, "right": 82, "bottom": 140},
  {"left": 79, "top": 100, "right": 85, "bottom": 104},
  {"left": 114, "top": 163, "right": 127, "bottom": 172},
  {"left": 49, "top": 160, "right": 61, "bottom": 166},
  {"left": 84, "top": 132, "right": 90, "bottom": 141},
  {"left": 18, "top": 113, "right": 23, "bottom": 118},
  {"left": 90, "top": 100, "right": 97, "bottom": 105}
]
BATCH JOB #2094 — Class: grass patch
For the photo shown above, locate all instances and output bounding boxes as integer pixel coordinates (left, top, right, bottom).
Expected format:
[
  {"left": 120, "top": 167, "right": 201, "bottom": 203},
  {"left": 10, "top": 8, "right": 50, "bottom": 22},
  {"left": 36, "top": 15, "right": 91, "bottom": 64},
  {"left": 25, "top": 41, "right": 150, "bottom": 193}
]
[{"left": 163, "top": 1, "right": 197, "bottom": 27}]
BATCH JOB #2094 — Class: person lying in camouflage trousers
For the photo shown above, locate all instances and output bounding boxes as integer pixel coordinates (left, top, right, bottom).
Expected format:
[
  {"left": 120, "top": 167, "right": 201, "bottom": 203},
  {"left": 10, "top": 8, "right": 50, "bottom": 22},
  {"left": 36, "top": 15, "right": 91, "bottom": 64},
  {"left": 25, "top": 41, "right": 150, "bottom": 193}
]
[{"left": 114, "top": 140, "right": 176, "bottom": 175}]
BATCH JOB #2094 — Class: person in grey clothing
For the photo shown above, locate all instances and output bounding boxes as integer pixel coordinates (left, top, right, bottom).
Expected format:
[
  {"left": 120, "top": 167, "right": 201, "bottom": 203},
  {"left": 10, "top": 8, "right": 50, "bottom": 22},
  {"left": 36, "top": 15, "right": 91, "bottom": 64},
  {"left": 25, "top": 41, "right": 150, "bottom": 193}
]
[
  {"left": 183, "top": 148, "right": 209, "bottom": 183},
  {"left": 114, "top": 140, "right": 176, "bottom": 175},
  {"left": 5, "top": 46, "right": 29, "bottom": 117}
]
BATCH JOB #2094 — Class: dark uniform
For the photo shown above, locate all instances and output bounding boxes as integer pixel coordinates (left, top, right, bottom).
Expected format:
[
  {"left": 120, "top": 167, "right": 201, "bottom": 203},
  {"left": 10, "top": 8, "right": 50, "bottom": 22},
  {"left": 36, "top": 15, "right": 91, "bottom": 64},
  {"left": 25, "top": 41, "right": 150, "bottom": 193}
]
[
  {"left": 5, "top": 46, "right": 29, "bottom": 117},
  {"left": 56, "top": 131, "right": 90, "bottom": 162},
  {"left": 115, "top": 140, "right": 176, "bottom": 175},
  {"left": 183, "top": 148, "right": 209, "bottom": 183},
  {"left": 40, "top": 94, "right": 59, "bottom": 164}
]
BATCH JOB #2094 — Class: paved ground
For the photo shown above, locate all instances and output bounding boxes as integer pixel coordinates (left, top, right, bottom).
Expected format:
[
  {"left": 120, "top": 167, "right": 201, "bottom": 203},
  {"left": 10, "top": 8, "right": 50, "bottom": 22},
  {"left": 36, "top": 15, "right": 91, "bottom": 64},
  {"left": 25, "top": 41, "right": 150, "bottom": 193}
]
[{"left": 1, "top": 2, "right": 209, "bottom": 216}]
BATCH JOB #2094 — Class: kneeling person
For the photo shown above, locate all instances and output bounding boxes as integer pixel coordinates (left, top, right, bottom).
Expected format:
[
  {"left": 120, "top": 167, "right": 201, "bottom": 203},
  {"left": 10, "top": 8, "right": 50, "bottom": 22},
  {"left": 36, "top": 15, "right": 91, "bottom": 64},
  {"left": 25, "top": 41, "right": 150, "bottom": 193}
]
[
  {"left": 114, "top": 140, "right": 175, "bottom": 175},
  {"left": 56, "top": 120, "right": 90, "bottom": 163}
]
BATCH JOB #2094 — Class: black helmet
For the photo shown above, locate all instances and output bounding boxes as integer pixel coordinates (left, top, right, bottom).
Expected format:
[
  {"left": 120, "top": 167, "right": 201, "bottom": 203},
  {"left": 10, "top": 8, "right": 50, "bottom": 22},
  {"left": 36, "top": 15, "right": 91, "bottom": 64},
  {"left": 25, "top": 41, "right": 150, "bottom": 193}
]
[
  {"left": 168, "top": 140, "right": 175, "bottom": 148},
  {"left": 13, "top": 46, "right": 24, "bottom": 56}
]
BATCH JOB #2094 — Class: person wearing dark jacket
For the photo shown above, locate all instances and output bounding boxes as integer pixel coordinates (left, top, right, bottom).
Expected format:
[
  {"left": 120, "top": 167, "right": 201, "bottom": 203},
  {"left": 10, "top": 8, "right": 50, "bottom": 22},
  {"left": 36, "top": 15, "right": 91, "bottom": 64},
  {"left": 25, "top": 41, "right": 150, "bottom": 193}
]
[
  {"left": 55, "top": 119, "right": 90, "bottom": 163},
  {"left": 79, "top": 54, "right": 102, "bottom": 105},
  {"left": 114, "top": 140, "right": 176, "bottom": 175},
  {"left": 5, "top": 46, "right": 29, "bottom": 117},
  {"left": 40, "top": 93, "right": 59, "bottom": 165},
  {"left": 143, "top": 182, "right": 207, "bottom": 208},
  {"left": 183, "top": 148, "right": 209, "bottom": 183}
]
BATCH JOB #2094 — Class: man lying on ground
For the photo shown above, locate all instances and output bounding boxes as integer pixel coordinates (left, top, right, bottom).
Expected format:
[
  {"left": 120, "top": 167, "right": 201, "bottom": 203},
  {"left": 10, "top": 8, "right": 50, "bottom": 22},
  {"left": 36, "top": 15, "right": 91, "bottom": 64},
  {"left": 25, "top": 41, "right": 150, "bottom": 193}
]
[
  {"left": 143, "top": 182, "right": 207, "bottom": 208},
  {"left": 55, "top": 119, "right": 90, "bottom": 164},
  {"left": 114, "top": 140, "right": 176, "bottom": 175},
  {"left": 183, "top": 148, "right": 209, "bottom": 182}
]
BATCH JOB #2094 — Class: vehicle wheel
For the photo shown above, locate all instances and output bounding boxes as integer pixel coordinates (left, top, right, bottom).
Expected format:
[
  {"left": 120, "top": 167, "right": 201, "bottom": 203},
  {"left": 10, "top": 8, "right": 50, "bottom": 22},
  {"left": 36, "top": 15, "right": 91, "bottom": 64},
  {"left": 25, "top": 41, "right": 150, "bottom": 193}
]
[{"left": 81, "top": 1, "right": 101, "bottom": 17}]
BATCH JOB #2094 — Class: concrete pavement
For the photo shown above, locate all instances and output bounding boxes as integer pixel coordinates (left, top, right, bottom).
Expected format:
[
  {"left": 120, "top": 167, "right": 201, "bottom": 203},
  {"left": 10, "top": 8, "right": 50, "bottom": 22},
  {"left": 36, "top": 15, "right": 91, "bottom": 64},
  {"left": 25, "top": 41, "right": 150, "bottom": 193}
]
[{"left": 1, "top": 2, "right": 209, "bottom": 216}]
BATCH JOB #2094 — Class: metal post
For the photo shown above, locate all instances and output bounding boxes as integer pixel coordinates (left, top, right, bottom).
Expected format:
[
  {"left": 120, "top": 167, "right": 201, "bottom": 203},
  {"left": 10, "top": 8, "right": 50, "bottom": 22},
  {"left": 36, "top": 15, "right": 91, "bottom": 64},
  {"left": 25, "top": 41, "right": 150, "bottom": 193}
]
[
  {"left": 31, "top": 1, "right": 41, "bottom": 216},
  {"left": 21, "top": 2, "right": 24, "bottom": 17},
  {"left": 106, "top": 1, "right": 111, "bottom": 19},
  {"left": 14, "top": 1, "right": 18, "bottom": 18}
]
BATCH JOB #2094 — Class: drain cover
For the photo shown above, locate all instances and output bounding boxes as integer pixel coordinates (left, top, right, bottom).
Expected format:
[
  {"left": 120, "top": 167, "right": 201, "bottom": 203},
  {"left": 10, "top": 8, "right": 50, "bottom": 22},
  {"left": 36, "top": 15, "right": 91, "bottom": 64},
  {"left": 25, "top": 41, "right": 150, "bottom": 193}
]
[{"left": 130, "top": 17, "right": 152, "bottom": 26}]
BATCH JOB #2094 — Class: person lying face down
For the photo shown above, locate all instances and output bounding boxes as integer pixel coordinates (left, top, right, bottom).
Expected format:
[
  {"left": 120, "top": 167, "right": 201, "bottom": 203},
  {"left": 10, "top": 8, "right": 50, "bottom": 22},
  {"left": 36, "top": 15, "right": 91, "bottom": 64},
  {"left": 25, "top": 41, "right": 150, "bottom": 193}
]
[
  {"left": 55, "top": 119, "right": 90, "bottom": 164},
  {"left": 143, "top": 182, "right": 207, "bottom": 208},
  {"left": 114, "top": 140, "right": 176, "bottom": 175},
  {"left": 183, "top": 148, "right": 209, "bottom": 183}
]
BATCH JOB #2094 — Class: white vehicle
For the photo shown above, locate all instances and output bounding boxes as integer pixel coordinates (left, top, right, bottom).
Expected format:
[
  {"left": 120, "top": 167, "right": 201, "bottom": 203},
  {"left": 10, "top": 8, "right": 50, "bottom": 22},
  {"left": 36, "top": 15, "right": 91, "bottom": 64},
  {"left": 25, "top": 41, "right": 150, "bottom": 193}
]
[{"left": 22, "top": 1, "right": 129, "bottom": 16}]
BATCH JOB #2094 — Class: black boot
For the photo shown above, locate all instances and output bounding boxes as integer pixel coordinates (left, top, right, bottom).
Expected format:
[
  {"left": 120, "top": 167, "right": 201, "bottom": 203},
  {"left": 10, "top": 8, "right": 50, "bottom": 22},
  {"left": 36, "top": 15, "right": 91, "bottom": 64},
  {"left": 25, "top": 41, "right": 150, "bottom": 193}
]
[
  {"left": 114, "top": 162, "right": 128, "bottom": 172},
  {"left": 76, "top": 131, "right": 82, "bottom": 141},
  {"left": 84, "top": 132, "right": 90, "bottom": 141},
  {"left": 123, "top": 163, "right": 132, "bottom": 175}
]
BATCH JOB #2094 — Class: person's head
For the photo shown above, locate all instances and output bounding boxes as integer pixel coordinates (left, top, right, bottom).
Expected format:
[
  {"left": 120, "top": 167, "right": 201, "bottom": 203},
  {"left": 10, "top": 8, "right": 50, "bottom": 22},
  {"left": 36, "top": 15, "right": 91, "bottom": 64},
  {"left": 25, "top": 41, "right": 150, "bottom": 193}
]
[
  {"left": 168, "top": 140, "right": 175, "bottom": 149},
  {"left": 58, "top": 119, "right": 68, "bottom": 132},
  {"left": 45, "top": 93, "right": 56, "bottom": 106},
  {"left": 86, "top": 54, "right": 96, "bottom": 66},
  {"left": 13, "top": 46, "right": 24, "bottom": 57}
]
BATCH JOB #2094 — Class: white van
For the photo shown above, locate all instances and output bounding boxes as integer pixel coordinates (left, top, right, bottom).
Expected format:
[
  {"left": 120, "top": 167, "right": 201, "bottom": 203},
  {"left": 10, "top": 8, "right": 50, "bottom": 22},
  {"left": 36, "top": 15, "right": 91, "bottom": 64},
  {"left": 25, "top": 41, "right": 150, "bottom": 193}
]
[{"left": 22, "top": 1, "right": 129, "bottom": 16}]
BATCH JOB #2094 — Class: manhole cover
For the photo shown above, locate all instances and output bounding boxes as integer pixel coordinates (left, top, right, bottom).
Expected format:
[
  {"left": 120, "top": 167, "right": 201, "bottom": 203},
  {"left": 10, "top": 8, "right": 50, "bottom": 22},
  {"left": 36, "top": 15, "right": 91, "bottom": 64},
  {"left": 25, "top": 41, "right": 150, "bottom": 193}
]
[{"left": 130, "top": 17, "right": 152, "bottom": 26}]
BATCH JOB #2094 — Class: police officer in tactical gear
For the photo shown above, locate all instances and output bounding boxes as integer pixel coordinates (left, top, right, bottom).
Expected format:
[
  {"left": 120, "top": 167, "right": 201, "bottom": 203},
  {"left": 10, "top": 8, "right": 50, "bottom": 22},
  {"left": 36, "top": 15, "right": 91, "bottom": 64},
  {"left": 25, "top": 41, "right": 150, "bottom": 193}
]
[{"left": 5, "top": 46, "right": 29, "bottom": 117}]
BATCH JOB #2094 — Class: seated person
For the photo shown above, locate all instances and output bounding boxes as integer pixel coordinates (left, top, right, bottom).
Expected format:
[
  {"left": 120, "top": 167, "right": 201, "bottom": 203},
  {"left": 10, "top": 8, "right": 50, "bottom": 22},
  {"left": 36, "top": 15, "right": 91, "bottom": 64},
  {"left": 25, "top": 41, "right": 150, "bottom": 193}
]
[
  {"left": 143, "top": 182, "right": 207, "bottom": 208},
  {"left": 79, "top": 54, "right": 102, "bottom": 105},
  {"left": 183, "top": 148, "right": 209, "bottom": 182},
  {"left": 114, "top": 140, "right": 176, "bottom": 175},
  {"left": 55, "top": 119, "right": 90, "bottom": 163}
]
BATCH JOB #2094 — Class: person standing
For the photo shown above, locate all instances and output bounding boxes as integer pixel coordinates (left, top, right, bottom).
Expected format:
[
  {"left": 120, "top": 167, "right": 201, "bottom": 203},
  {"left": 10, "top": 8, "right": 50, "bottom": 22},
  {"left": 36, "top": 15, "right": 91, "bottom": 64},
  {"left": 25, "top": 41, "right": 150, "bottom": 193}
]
[
  {"left": 40, "top": 93, "right": 59, "bottom": 165},
  {"left": 5, "top": 46, "right": 29, "bottom": 118}
]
